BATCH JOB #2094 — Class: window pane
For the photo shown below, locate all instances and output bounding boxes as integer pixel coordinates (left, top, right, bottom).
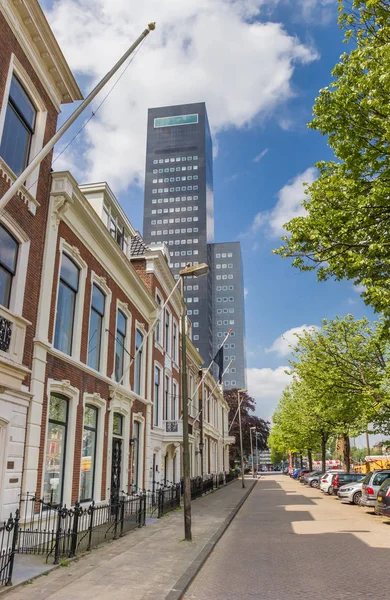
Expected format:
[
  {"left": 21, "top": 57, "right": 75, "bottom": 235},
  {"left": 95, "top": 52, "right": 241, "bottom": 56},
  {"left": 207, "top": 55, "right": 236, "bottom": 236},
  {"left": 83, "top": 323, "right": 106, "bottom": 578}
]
[
  {"left": 60, "top": 254, "right": 79, "bottom": 291},
  {"left": 91, "top": 284, "right": 105, "bottom": 314},
  {"left": 84, "top": 405, "right": 97, "bottom": 428},
  {"left": 49, "top": 396, "right": 68, "bottom": 423},
  {"left": 44, "top": 395, "right": 68, "bottom": 505},
  {"left": 0, "top": 104, "right": 31, "bottom": 176},
  {"left": 117, "top": 310, "right": 126, "bottom": 336},
  {"left": 80, "top": 406, "right": 97, "bottom": 501},
  {"left": 115, "top": 331, "right": 125, "bottom": 382},
  {"left": 88, "top": 308, "right": 103, "bottom": 370},
  {"left": 9, "top": 77, "right": 36, "bottom": 129},
  {"left": 113, "top": 413, "right": 123, "bottom": 436},
  {"left": 0, "top": 266, "right": 12, "bottom": 308},
  {"left": 134, "top": 331, "right": 143, "bottom": 394},
  {"left": 54, "top": 281, "right": 76, "bottom": 354},
  {"left": 0, "top": 225, "right": 18, "bottom": 273}
]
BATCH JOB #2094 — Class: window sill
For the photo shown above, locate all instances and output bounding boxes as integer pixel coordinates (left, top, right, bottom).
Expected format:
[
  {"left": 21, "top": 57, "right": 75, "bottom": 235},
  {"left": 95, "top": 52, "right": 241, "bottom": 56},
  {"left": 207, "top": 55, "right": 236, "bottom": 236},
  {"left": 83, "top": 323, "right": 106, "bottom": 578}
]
[{"left": 0, "top": 157, "right": 40, "bottom": 215}]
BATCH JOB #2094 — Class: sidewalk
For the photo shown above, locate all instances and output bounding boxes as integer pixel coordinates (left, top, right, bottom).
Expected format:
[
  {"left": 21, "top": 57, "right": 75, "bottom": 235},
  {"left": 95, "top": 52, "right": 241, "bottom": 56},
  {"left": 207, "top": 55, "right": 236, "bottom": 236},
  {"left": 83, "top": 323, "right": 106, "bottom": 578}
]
[{"left": 2, "top": 480, "right": 256, "bottom": 600}]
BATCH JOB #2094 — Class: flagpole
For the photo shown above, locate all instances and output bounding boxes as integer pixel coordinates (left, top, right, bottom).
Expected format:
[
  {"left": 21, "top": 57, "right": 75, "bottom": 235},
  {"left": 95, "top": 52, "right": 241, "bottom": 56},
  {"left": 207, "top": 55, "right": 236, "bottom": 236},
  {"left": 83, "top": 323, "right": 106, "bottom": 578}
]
[
  {"left": 0, "top": 23, "right": 155, "bottom": 212},
  {"left": 183, "top": 329, "right": 232, "bottom": 417},
  {"left": 228, "top": 388, "right": 247, "bottom": 434},
  {"left": 192, "top": 359, "right": 233, "bottom": 423}
]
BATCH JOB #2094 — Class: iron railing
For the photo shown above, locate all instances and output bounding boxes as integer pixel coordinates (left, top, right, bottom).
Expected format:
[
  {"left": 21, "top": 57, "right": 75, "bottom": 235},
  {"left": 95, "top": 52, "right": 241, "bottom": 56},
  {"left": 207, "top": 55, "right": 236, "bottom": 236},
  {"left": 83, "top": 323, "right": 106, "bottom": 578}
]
[
  {"left": 17, "top": 493, "right": 146, "bottom": 565},
  {"left": 0, "top": 512, "right": 19, "bottom": 586}
]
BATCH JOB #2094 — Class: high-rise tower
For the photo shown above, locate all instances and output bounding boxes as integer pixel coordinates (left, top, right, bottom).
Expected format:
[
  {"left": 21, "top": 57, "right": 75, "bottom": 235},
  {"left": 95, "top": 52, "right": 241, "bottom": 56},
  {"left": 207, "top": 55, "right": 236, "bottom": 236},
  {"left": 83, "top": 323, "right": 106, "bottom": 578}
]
[{"left": 143, "top": 102, "right": 214, "bottom": 363}]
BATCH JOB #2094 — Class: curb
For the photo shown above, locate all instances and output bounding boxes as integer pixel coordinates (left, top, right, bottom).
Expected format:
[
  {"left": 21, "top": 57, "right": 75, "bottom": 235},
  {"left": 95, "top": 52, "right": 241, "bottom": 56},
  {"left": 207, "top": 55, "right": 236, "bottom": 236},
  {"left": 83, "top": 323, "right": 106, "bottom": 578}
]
[{"left": 165, "top": 479, "right": 257, "bottom": 600}]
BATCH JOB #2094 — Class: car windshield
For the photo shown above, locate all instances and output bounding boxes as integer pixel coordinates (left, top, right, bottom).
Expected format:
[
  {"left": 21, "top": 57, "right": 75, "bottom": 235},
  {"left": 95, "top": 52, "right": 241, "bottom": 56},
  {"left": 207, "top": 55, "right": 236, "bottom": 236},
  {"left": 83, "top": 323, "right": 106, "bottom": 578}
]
[{"left": 373, "top": 472, "right": 390, "bottom": 486}]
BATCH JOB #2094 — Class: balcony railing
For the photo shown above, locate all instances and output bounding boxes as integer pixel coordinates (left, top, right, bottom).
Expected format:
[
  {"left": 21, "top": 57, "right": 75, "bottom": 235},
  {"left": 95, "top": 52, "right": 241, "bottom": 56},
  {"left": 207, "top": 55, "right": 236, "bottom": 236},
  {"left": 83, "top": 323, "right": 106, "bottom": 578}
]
[
  {"left": 0, "top": 305, "right": 30, "bottom": 365},
  {"left": 164, "top": 420, "right": 183, "bottom": 436}
]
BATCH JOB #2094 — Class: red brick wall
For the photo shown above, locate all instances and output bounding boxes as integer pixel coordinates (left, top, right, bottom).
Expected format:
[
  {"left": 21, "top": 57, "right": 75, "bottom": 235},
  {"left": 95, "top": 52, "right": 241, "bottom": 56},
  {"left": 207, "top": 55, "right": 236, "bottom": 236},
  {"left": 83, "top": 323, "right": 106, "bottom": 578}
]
[{"left": 0, "top": 10, "right": 59, "bottom": 374}]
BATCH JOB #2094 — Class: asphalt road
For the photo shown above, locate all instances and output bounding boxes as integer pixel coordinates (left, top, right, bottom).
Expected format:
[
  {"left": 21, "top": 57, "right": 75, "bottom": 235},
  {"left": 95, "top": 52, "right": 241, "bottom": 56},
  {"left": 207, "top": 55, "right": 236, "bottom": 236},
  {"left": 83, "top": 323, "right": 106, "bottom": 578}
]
[{"left": 184, "top": 475, "right": 390, "bottom": 600}]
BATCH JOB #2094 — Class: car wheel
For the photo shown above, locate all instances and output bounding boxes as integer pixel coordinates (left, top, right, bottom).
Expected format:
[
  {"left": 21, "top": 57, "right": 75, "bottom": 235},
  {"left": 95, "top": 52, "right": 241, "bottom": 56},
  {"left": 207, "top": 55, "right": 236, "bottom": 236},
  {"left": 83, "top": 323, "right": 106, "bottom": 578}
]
[
  {"left": 327, "top": 486, "right": 334, "bottom": 495},
  {"left": 353, "top": 491, "right": 362, "bottom": 505},
  {"left": 310, "top": 480, "right": 319, "bottom": 488}
]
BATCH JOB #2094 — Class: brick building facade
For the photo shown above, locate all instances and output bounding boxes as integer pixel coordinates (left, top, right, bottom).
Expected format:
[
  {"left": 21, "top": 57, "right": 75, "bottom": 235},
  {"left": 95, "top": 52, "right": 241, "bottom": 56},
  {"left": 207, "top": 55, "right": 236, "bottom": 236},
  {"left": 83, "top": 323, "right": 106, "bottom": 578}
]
[{"left": 0, "top": 0, "right": 81, "bottom": 520}]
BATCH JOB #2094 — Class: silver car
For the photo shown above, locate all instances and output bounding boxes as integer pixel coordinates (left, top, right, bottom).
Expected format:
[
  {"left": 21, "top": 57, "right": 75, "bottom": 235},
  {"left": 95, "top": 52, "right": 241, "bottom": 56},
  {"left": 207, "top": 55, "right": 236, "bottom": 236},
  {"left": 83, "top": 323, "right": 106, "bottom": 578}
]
[
  {"left": 337, "top": 479, "right": 364, "bottom": 505},
  {"left": 361, "top": 469, "right": 390, "bottom": 507}
]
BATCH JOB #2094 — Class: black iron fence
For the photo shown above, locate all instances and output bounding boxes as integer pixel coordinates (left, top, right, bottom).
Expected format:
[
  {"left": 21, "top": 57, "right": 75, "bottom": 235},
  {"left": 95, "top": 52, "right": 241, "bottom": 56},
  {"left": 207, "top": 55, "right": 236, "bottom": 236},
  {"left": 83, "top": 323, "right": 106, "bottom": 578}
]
[
  {"left": 1, "top": 472, "right": 237, "bottom": 587},
  {"left": 17, "top": 492, "right": 146, "bottom": 566},
  {"left": 0, "top": 512, "right": 19, "bottom": 586}
]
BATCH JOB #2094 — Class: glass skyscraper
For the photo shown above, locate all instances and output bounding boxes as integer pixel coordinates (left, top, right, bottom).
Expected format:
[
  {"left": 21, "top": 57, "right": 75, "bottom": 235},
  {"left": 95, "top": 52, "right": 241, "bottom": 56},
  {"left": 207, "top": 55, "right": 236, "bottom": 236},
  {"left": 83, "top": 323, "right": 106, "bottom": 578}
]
[
  {"left": 143, "top": 102, "right": 246, "bottom": 387},
  {"left": 143, "top": 102, "right": 214, "bottom": 363}
]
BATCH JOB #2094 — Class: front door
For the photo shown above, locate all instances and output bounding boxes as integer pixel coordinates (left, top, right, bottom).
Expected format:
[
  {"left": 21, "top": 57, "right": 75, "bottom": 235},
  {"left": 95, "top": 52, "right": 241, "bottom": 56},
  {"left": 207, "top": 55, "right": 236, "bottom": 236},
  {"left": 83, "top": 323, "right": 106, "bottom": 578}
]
[{"left": 111, "top": 437, "right": 122, "bottom": 505}]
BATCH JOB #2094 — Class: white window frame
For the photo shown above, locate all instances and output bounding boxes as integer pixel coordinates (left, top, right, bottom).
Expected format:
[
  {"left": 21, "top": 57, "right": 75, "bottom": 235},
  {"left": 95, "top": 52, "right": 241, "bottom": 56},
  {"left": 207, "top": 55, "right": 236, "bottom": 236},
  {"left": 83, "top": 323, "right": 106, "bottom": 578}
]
[
  {"left": 43, "top": 380, "right": 80, "bottom": 508},
  {"left": 133, "top": 322, "right": 147, "bottom": 398},
  {"left": 53, "top": 240, "right": 87, "bottom": 361},
  {"left": 80, "top": 393, "right": 106, "bottom": 503},
  {"left": 87, "top": 272, "right": 112, "bottom": 375},
  {"left": 106, "top": 402, "right": 131, "bottom": 499},
  {"left": 132, "top": 413, "right": 145, "bottom": 492},
  {"left": 153, "top": 362, "right": 163, "bottom": 428},
  {"left": 155, "top": 290, "right": 163, "bottom": 347},
  {"left": 0, "top": 54, "right": 48, "bottom": 199},
  {"left": 0, "top": 213, "right": 30, "bottom": 315},
  {"left": 113, "top": 300, "right": 132, "bottom": 387},
  {"left": 164, "top": 309, "right": 171, "bottom": 355}
]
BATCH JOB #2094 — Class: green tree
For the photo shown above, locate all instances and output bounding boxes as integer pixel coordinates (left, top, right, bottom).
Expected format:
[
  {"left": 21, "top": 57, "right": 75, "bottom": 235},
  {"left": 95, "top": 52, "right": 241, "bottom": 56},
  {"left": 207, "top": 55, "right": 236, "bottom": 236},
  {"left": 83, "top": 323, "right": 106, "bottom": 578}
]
[
  {"left": 289, "top": 315, "right": 388, "bottom": 469},
  {"left": 274, "top": 1, "right": 390, "bottom": 317},
  {"left": 224, "top": 389, "right": 270, "bottom": 467}
]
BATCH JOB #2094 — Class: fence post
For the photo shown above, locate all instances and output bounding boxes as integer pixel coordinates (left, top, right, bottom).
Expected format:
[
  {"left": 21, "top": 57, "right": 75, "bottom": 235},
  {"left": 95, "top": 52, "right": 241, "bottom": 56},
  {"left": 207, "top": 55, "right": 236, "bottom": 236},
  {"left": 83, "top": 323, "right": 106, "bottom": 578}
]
[
  {"left": 119, "top": 498, "right": 125, "bottom": 537},
  {"left": 87, "top": 502, "right": 95, "bottom": 552},
  {"left": 54, "top": 505, "right": 65, "bottom": 565},
  {"left": 113, "top": 501, "right": 119, "bottom": 540},
  {"left": 69, "top": 502, "right": 81, "bottom": 557},
  {"left": 158, "top": 488, "right": 162, "bottom": 518},
  {"left": 5, "top": 510, "right": 20, "bottom": 586}
]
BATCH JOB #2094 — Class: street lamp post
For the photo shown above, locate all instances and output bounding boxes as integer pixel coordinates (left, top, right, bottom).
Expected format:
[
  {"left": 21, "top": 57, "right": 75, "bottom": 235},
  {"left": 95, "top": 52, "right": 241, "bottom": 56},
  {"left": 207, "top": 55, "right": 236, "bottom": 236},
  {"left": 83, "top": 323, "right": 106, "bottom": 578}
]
[
  {"left": 237, "top": 389, "right": 247, "bottom": 489},
  {"left": 179, "top": 263, "right": 209, "bottom": 542},
  {"left": 250, "top": 427, "right": 256, "bottom": 479},
  {"left": 255, "top": 431, "right": 259, "bottom": 475}
]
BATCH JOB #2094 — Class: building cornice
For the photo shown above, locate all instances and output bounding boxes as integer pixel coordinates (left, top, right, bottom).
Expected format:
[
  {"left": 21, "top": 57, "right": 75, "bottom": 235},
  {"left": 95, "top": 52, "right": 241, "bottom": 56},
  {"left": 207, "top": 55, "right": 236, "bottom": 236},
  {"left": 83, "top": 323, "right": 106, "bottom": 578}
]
[{"left": 1, "top": 0, "right": 82, "bottom": 108}]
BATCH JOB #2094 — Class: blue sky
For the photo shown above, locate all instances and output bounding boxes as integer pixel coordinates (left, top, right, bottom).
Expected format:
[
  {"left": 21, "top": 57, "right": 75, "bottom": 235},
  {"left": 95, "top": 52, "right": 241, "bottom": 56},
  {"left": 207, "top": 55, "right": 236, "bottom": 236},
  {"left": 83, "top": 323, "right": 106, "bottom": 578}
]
[{"left": 42, "top": 0, "right": 377, "bottom": 429}]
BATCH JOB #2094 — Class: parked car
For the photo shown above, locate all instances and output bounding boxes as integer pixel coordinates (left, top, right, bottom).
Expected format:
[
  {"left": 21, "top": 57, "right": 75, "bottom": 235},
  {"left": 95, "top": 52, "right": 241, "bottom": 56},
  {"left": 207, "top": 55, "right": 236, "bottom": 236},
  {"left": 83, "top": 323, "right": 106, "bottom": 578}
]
[
  {"left": 291, "top": 468, "right": 302, "bottom": 479},
  {"left": 337, "top": 479, "right": 364, "bottom": 505},
  {"left": 298, "top": 469, "right": 312, "bottom": 482},
  {"left": 361, "top": 470, "right": 390, "bottom": 507},
  {"left": 374, "top": 477, "right": 390, "bottom": 517},
  {"left": 302, "top": 471, "right": 323, "bottom": 488},
  {"left": 332, "top": 472, "right": 363, "bottom": 495},
  {"left": 319, "top": 470, "right": 344, "bottom": 494}
]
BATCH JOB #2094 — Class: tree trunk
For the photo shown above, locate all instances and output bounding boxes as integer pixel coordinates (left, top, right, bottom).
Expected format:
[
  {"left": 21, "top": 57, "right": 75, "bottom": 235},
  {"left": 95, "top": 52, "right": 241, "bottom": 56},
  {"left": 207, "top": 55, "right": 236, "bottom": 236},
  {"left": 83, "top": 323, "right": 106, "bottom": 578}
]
[
  {"left": 300, "top": 454, "right": 303, "bottom": 469},
  {"left": 307, "top": 448, "right": 313, "bottom": 472},
  {"left": 342, "top": 433, "right": 350, "bottom": 472},
  {"left": 321, "top": 434, "right": 326, "bottom": 473}
]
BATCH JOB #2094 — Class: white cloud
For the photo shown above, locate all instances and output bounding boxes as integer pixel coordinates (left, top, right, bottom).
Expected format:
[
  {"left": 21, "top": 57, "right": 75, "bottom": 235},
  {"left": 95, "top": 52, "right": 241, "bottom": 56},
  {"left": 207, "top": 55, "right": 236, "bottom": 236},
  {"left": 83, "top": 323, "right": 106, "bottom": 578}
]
[
  {"left": 253, "top": 148, "right": 269, "bottom": 163},
  {"left": 44, "top": 0, "right": 318, "bottom": 191},
  {"left": 290, "top": 0, "right": 336, "bottom": 24},
  {"left": 250, "top": 166, "right": 317, "bottom": 237},
  {"left": 244, "top": 288, "right": 249, "bottom": 297},
  {"left": 247, "top": 366, "right": 291, "bottom": 420},
  {"left": 353, "top": 284, "right": 366, "bottom": 294},
  {"left": 266, "top": 324, "right": 319, "bottom": 357}
]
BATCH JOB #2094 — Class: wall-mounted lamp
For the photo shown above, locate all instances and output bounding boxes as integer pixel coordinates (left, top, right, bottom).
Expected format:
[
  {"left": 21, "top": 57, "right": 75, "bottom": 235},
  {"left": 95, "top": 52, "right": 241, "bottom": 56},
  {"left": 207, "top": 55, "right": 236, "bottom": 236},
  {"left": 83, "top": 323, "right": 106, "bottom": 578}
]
[{"left": 195, "top": 441, "right": 204, "bottom": 455}]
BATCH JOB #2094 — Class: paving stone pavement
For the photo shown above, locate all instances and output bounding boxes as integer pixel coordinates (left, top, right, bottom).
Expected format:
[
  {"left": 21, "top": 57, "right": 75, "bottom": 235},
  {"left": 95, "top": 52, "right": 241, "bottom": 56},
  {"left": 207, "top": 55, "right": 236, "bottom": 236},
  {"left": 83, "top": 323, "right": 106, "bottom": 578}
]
[
  {"left": 1, "top": 480, "right": 254, "bottom": 600},
  {"left": 184, "top": 474, "right": 390, "bottom": 600}
]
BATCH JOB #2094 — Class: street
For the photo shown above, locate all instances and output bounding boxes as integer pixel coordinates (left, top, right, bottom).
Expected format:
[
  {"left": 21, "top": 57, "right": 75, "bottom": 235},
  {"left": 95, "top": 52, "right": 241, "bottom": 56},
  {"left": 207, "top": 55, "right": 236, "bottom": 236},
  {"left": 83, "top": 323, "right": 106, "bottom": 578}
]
[{"left": 185, "top": 475, "right": 390, "bottom": 600}]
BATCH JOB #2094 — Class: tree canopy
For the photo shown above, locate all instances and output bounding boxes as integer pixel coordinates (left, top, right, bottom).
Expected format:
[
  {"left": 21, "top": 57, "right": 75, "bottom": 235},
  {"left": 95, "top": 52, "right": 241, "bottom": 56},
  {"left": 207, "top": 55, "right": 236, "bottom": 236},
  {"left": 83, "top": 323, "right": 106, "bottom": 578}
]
[
  {"left": 224, "top": 388, "right": 270, "bottom": 465},
  {"left": 274, "top": 0, "right": 390, "bottom": 317}
]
